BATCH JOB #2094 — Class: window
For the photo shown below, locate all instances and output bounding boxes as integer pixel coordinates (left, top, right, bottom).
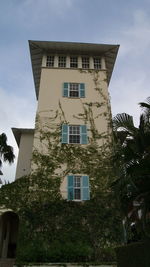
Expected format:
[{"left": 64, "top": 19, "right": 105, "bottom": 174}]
[
  {"left": 82, "top": 57, "right": 89, "bottom": 69},
  {"left": 94, "top": 57, "right": 101, "bottom": 69},
  {"left": 58, "top": 56, "right": 66, "bottom": 67},
  {"left": 63, "top": 83, "right": 85, "bottom": 98},
  {"left": 68, "top": 175, "right": 90, "bottom": 201},
  {"left": 46, "top": 56, "right": 54, "bottom": 67},
  {"left": 69, "top": 125, "right": 80, "bottom": 144},
  {"left": 70, "top": 56, "right": 78, "bottom": 68},
  {"left": 70, "top": 83, "right": 79, "bottom": 97},
  {"left": 61, "top": 124, "right": 88, "bottom": 144},
  {"left": 74, "top": 176, "right": 81, "bottom": 200}
]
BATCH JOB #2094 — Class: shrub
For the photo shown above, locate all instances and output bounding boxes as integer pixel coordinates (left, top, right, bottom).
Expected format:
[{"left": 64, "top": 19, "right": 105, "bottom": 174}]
[{"left": 116, "top": 240, "right": 150, "bottom": 267}]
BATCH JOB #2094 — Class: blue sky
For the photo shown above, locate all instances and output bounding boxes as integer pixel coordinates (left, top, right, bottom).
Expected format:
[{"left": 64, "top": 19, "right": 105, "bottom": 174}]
[{"left": 0, "top": 0, "right": 150, "bottom": 182}]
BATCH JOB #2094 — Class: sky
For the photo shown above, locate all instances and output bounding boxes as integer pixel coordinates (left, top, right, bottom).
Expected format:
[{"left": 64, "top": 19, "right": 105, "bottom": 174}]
[{"left": 0, "top": 0, "right": 150, "bottom": 183}]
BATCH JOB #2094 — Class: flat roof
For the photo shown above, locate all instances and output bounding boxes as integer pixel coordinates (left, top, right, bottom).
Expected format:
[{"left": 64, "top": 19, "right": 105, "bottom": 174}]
[
  {"left": 12, "top": 128, "right": 34, "bottom": 147},
  {"left": 29, "top": 40, "right": 119, "bottom": 99}
]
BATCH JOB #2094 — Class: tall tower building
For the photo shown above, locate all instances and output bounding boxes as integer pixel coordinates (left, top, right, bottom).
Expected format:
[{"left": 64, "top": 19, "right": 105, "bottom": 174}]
[{"left": 12, "top": 41, "right": 119, "bottom": 200}]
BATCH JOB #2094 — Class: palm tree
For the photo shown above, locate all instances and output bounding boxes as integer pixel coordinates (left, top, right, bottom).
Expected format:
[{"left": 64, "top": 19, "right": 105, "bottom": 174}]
[
  {"left": 112, "top": 97, "right": 150, "bottom": 240},
  {"left": 139, "top": 97, "right": 150, "bottom": 123},
  {"left": 0, "top": 133, "right": 15, "bottom": 171}
]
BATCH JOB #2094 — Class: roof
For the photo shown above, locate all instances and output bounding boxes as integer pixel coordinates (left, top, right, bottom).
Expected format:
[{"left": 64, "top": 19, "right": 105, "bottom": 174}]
[
  {"left": 12, "top": 128, "right": 34, "bottom": 147},
  {"left": 29, "top": 40, "right": 119, "bottom": 99}
]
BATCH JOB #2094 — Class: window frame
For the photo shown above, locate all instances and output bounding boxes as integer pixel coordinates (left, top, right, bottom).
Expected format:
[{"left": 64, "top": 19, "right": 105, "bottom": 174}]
[
  {"left": 63, "top": 83, "right": 85, "bottom": 98},
  {"left": 82, "top": 57, "right": 90, "bottom": 69},
  {"left": 58, "top": 56, "right": 66, "bottom": 68},
  {"left": 70, "top": 56, "right": 78, "bottom": 68},
  {"left": 68, "top": 125, "right": 81, "bottom": 144},
  {"left": 61, "top": 124, "right": 88, "bottom": 145},
  {"left": 67, "top": 175, "right": 90, "bottom": 201},
  {"left": 69, "top": 83, "right": 79, "bottom": 98},
  {"left": 46, "top": 55, "right": 54, "bottom": 67},
  {"left": 74, "top": 175, "right": 81, "bottom": 200},
  {"left": 94, "top": 57, "right": 101, "bottom": 69}
]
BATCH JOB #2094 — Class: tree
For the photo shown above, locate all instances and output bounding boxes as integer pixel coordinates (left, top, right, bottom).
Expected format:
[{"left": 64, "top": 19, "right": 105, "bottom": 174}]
[
  {"left": 0, "top": 133, "right": 15, "bottom": 171},
  {"left": 112, "top": 97, "right": 150, "bottom": 240}
]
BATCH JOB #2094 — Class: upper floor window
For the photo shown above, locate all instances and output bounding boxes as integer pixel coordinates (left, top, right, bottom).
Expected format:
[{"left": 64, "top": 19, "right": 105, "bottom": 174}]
[
  {"left": 63, "top": 83, "right": 85, "bottom": 98},
  {"left": 67, "top": 175, "right": 90, "bottom": 201},
  {"left": 46, "top": 56, "right": 54, "bottom": 67},
  {"left": 61, "top": 124, "right": 88, "bottom": 144},
  {"left": 69, "top": 83, "right": 79, "bottom": 97},
  {"left": 94, "top": 57, "right": 101, "bottom": 69},
  {"left": 59, "top": 56, "right": 66, "bottom": 68},
  {"left": 82, "top": 57, "right": 89, "bottom": 69},
  {"left": 70, "top": 56, "right": 78, "bottom": 68}
]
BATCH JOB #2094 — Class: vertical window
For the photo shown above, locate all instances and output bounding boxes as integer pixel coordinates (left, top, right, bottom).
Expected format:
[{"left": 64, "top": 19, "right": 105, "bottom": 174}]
[
  {"left": 58, "top": 56, "right": 66, "bottom": 67},
  {"left": 70, "top": 56, "right": 78, "bottom": 68},
  {"left": 82, "top": 57, "right": 89, "bottom": 69},
  {"left": 46, "top": 56, "right": 54, "bottom": 67},
  {"left": 67, "top": 175, "right": 90, "bottom": 201},
  {"left": 61, "top": 125, "right": 88, "bottom": 144},
  {"left": 69, "top": 125, "right": 80, "bottom": 144},
  {"left": 74, "top": 176, "right": 81, "bottom": 200},
  {"left": 94, "top": 57, "right": 101, "bottom": 69},
  {"left": 69, "top": 83, "right": 79, "bottom": 97},
  {"left": 62, "top": 83, "right": 85, "bottom": 98}
]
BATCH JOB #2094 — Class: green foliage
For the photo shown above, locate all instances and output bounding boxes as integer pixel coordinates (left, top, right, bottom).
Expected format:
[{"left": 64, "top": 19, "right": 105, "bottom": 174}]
[
  {"left": 0, "top": 176, "right": 29, "bottom": 210},
  {"left": 112, "top": 97, "right": 150, "bottom": 241},
  {"left": 0, "top": 70, "right": 122, "bottom": 263},
  {"left": 116, "top": 241, "right": 150, "bottom": 267},
  {"left": 0, "top": 132, "right": 15, "bottom": 170},
  {"left": 16, "top": 199, "right": 120, "bottom": 263}
]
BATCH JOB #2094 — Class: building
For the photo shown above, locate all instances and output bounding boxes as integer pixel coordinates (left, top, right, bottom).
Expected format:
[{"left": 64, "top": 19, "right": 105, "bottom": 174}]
[
  {"left": 12, "top": 40, "right": 119, "bottom": 201},
  {"left": 0, "top": 41, "right": 119, "bottom": 262}
]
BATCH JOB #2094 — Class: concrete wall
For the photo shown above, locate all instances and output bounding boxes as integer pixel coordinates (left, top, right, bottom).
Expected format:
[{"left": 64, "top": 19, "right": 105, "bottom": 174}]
[{"left": 15, "top": 132, "right": 34, "bottom": 179}]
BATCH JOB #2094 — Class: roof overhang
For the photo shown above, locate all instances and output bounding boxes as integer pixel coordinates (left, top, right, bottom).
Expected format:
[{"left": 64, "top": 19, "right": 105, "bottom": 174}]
[
  {"left": 29, "top": 40, "right": 119, "bottom": 99},
  {"left": 12, "top": 128, "right": 34, "bottom": 147}
]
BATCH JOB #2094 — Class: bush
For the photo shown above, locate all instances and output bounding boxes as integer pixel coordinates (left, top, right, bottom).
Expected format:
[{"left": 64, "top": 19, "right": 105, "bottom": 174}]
[
  {"left": 98, "top": 247, "right": 116, "bottom": 262},
  {"left": 17, "top": 238, "right": 93, "bottom": 263},
  {"left": 116, "top": 240, "right": 150, "bottom": 267},
  {"left": 47, "top": 241, "right": 93, "bottom": 262}
]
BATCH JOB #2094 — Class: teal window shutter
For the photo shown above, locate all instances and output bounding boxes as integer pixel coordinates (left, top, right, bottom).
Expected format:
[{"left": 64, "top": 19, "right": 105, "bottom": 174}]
[
  {"left": 63, "top": 83, "right": 69, "bottom": 97},
  {"left": 62, "top": 124, "right": 68, "bottom": 143},
  {"left": 80, "top": 83, "right": 85, "bottom": 98},
  {"left": 80, "top": 125, "right": 88, "bottom": 144},
  {"left": 68, "top": 175, "right": 74, "bottom": 200},
  {"left": 82, "top": 176, "right": 90, "bottom": 200}
]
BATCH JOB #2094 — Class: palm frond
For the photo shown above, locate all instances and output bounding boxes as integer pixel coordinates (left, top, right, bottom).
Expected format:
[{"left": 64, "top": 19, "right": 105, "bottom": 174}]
[
  {"left": 139, "top": 97, "right": 150, "bottom": 121},
  {"left": 113, "top": 113, "right": 137, "bottom": 135},
  {"left": 0, "top": 133, "right": 15, "bottom": 165}
]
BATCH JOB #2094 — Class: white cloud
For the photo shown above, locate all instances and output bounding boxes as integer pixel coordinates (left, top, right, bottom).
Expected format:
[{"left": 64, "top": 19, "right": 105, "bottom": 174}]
[
  {"left": 118, "top": 9, "right": 150, "bottom": 57},
  {"left": 107, "top": 9, "right": 150, "bottom": 126}
]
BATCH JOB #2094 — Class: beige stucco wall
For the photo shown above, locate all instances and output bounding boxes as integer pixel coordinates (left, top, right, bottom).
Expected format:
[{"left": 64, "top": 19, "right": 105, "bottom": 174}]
[
  {"left": 15, "top": 132, "right": 34, "bottom": 179},
  {"left": 37, "top": 68, "right": 108, "bottom": 126},
  {"left": 32, "top": 66, "right": 111, "bottom": 199}
]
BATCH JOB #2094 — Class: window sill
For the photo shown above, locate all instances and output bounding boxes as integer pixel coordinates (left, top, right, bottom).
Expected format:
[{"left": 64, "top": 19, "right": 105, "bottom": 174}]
[
  {"left": 42, "top": 66, "right": 106, "bottom": 71},
  {"left": 62, "top": 96, "right": 84, "bottom": 99}
]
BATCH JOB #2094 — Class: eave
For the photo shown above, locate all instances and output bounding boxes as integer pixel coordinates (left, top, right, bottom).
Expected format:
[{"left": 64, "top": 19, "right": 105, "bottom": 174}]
[
  {"left": 12, "top": 128, "right": 34, "bottom": 147},
  {"left": 29, "top": 40, "right": 119, "bottom": 99}
]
